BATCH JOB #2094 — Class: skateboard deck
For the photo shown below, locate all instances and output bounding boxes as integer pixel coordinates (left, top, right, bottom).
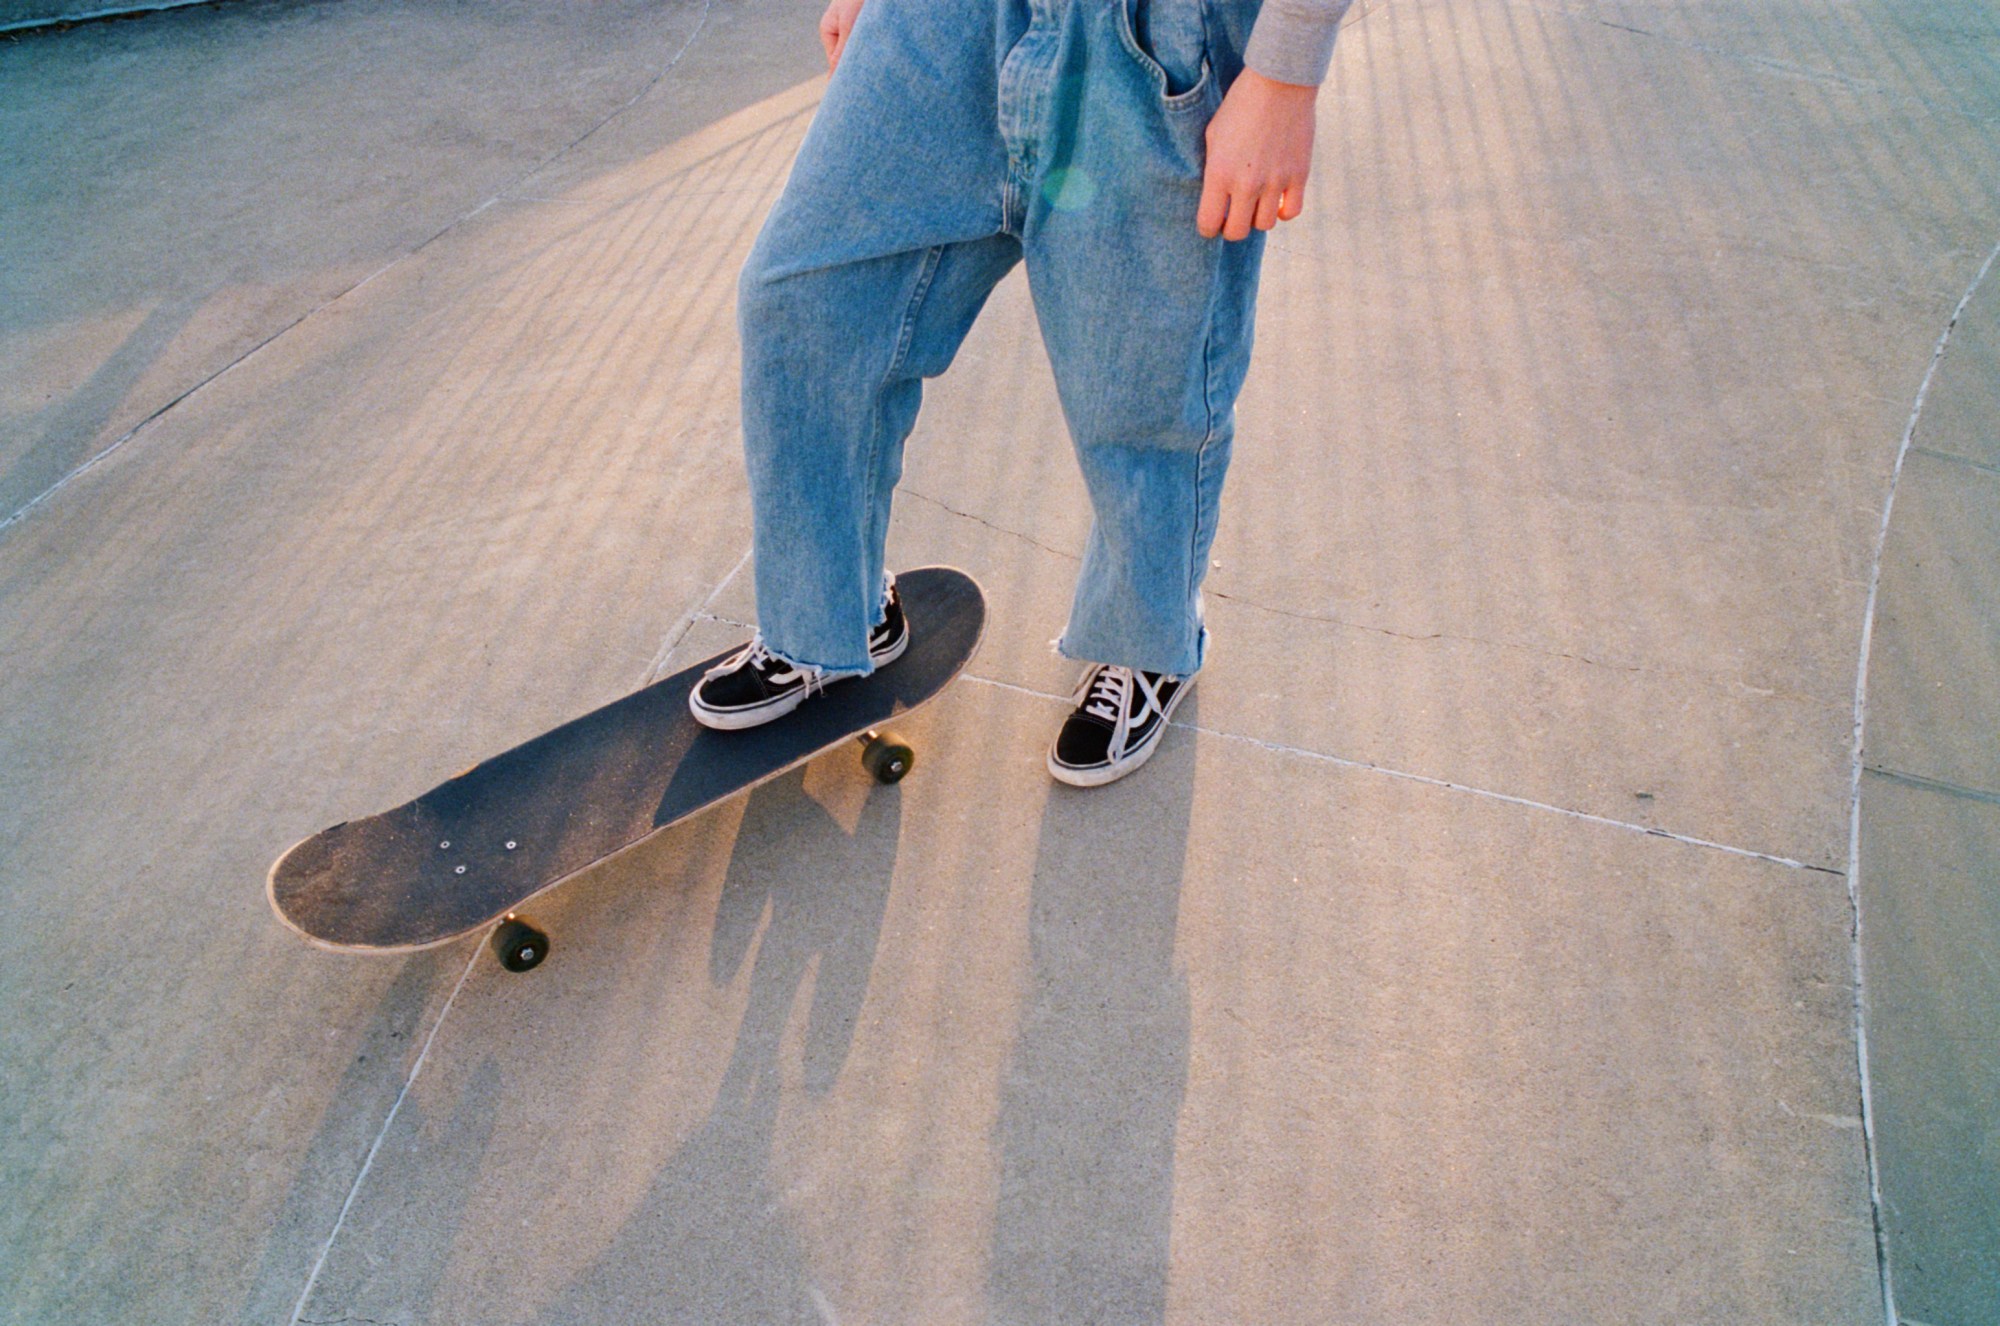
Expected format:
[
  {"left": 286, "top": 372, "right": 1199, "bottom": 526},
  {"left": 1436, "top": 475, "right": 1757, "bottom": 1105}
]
[{"left": 268, "top": 566, "right": 984, "bottom": 969}]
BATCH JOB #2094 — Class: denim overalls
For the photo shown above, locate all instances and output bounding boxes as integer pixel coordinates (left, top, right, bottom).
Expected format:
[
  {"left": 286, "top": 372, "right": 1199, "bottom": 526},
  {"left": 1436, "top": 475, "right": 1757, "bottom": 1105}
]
[{"left": 738, "top": 0, "right": 1268, "bottom": 678}]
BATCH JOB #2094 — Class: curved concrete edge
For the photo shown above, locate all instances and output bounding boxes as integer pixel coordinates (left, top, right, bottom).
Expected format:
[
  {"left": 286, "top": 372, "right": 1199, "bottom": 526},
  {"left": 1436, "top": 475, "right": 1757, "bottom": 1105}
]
[
  {"left": 1850, "top": 239, "right": 2000, "bottom": 1326},
  {"left": 0, "top": 1, "right": 221, "bottom": 35}
]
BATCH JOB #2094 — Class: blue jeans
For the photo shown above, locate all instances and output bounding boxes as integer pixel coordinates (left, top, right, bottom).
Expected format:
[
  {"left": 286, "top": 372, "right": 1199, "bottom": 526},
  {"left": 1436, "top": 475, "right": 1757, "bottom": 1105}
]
[{"left": 739, "top": 0, "right": 1268, "bottom": 677}]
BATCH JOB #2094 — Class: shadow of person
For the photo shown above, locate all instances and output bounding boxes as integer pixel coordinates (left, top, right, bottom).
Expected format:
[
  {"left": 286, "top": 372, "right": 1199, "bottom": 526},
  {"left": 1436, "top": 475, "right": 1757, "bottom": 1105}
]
[
  {"left": 4, "top": 295, "right": 201, "bottom": 518},
  {"left": 545, "top": 765, "right": 900, "bottom": 1324},
  {"left": 987, "top": 692, "right": 1201, "bottom": 1325},
  {"left": 237, "top": 946, "right": 465, "bottom": 1323}
]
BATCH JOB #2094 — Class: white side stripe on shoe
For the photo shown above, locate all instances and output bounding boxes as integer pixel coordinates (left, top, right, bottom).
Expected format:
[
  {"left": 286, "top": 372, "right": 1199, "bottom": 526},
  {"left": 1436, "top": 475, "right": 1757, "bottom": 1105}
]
[
  {"left": 709, "top": 635, "right": 827, "bottom": 697},
  {"left": 1081, "top": 665, "right": 1176, "bottom": 760}
]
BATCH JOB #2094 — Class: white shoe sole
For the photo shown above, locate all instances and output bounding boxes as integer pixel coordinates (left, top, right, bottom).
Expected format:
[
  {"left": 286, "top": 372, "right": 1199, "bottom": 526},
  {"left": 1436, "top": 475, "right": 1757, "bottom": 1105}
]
[
  {"left": 688, "top": 685, "right": 810, "bottom": 731},
  {"left": 869, "top": 622, "right": 910, "bottom": 668}
]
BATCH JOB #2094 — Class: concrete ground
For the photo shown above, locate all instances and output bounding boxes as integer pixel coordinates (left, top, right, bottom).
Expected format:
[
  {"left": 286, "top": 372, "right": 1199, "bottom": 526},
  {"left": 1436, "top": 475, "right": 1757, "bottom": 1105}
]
[{"left": 2, "top": 1, "right": 1996, "bottom": 1322}]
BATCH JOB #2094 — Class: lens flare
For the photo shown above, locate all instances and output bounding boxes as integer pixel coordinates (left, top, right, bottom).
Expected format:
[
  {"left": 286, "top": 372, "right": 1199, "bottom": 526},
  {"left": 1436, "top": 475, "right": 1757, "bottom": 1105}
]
[{"left": 1040, "top": 165, "right": 1098, "bottom": 213}]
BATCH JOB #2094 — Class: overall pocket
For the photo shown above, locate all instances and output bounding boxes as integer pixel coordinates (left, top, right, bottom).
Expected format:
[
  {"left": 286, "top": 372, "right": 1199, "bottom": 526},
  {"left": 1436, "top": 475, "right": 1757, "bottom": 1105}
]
[{"left": 1116, "top": 0, "right": 1214, "bottom": 111}]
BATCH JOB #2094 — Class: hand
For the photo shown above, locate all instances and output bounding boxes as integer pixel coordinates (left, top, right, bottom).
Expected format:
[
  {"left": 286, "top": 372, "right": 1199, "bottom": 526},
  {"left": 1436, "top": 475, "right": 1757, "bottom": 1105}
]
[
  {"left": 819, "top": 0, "right": 865, "bottom": 73},
  {"left": 1198, "top": 69, "right": 1318, "bottom": 241}
]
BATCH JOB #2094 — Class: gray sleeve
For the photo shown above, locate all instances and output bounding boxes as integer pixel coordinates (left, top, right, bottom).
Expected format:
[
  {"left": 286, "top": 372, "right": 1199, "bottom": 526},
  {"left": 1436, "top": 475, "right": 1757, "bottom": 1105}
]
[{"left": 1241, "top": 0, "right": 1355, "bottom": 87}]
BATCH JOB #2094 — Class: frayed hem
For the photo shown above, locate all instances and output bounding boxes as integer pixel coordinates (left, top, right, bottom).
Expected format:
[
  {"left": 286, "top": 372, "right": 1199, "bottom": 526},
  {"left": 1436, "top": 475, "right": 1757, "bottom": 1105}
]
[
  {"left": 755, "top": 635, "right": 873, "bottom": 684},
  {"left": 1051, "top": 627, "right": 1207, "bottom": 678}
]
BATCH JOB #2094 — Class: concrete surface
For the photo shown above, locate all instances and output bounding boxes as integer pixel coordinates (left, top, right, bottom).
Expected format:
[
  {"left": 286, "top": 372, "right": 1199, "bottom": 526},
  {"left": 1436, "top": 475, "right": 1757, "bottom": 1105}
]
[
  {"left": 0, "top": 0, "right": 726, "bottom": 519},
  {"left": 1, "top": 0, "right": 1995, "bottom": 1322}
]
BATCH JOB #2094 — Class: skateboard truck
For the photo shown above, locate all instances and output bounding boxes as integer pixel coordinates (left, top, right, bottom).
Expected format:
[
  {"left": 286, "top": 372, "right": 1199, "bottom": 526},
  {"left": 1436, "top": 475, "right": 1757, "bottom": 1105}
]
[
  {"left": 483, "top": 731, "right": 907, "bottom": 975},
  {"left": 482, "top": 733, "right": 909, "bottom": 974}
]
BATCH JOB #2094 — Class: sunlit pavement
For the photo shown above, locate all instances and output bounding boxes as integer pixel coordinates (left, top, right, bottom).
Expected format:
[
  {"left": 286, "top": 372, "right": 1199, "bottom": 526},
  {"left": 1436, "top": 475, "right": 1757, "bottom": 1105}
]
[{"left": 3, "top": 1, "right": 1996, "bottom": 1322}]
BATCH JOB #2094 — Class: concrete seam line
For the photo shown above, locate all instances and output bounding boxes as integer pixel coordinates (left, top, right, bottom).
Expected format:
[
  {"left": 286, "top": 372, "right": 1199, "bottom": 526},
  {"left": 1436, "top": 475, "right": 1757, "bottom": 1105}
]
[
  {"left": 500, "top": 0, "right": 714, "bottom": 190},
  {"left": 646, "top": 543, "right": 753, "bottom": 683},
  {"left": 960, "top": 672, "right": 1837, "bottom": 873},
  {"left": 0, "top": 302, "right": 318, "bottom": 535},
  {"left": 287, "top": 384, "right": 723, "bottom": 1320},
  {"left": 286, "top": 943, "right": 482, "bottom": 1326},
  {"left": 0, "top": 0, "right": 715, "bottom": 538},
  {"left": 1844, "top": 234, "right": 2000, "bottom": 1326}
]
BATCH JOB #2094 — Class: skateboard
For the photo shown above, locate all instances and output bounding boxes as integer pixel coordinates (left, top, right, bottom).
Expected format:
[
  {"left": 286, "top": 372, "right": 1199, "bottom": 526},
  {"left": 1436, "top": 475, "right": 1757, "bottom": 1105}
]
[{"left": 268, "top": 566, "right": 984, "bottom": 972}]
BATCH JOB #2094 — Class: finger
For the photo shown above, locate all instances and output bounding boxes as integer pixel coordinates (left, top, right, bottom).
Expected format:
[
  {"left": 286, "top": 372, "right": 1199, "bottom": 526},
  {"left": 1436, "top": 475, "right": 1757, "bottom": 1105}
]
[
  {"left": 1223, "top": 188, "right": 1257, "bottom": 242},
  {"left": 1277, "top": 183, "right": 1306, "bottom": 222},
  {"left": 831, "top": 29, "right": 850, "bottom": 69},
  {"left": 819, "top": 19, "right": 838, "bottom": 68},
  {"left": 1197, "top": 172, "right": 1231, "bottom": 239},
  {"left": 1252, "top": 185, "right": 1283, "bottom": 232}
]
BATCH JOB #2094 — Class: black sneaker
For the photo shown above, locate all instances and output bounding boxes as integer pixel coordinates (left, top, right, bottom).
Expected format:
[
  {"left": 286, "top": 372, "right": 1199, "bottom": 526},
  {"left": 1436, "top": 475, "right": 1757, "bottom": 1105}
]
[
  {"left": 1047, "top": 663, "right": 1193, "bottom": 787},
  {"left": 868, "top": 579, "right": 909, "bottom": 667},
  {"left": 688, "top": 637, "right": 828, "bottom": 730},
  {"left": 688, "top": 581, "right": 908, "bottom": 731}
]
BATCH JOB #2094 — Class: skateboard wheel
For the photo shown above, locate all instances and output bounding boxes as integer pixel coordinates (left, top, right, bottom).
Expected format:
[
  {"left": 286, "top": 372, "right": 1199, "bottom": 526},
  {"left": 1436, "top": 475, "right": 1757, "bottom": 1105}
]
[
  {"left": 491, "top": 918, "right": 549, "bottom": 973},
  {"left": 860, "top": 732, "right": 915, "bottom": 784}
]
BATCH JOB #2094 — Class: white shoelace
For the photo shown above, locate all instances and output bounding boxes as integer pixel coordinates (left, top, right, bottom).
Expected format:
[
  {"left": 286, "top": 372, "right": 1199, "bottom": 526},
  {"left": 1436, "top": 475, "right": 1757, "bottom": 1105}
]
[
  {"left": 1081, "top": 665, "right": 1172, "bottom": 729},
  {"left": 719, "top": 635, "right": 825, "bottom": 695},
  {"left": 1082, "top": 665, "right": 1130, "bottom": 722}
]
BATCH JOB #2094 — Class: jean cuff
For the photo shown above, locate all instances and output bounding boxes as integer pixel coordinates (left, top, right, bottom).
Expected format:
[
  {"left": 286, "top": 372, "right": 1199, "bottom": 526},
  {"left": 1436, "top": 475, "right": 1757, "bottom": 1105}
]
[
  {"left": 760, "top": 636, "right": 873, "bottom": 683},
  {"left": 1051, "top": 624, "right": 1207, "bottom": 678}
]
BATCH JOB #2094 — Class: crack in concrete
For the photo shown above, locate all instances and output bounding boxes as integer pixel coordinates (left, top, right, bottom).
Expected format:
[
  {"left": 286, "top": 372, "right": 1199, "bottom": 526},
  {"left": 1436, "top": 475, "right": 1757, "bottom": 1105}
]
[
  {"left": 902, "top": 486, "right": 1830, "bottom": 706},
  {"left": 1523, "top": 0, "right": 2000, "bottom": 127},
  {"left": 898, "top": 485, "right": 1081, "bottom": 563},
  {"left": 1527, "top": 2, "right": 1892, "bottom": 94},
  {"left": 1864, "top": 764, "right": 2000, "bottom": 807},
  {"left": 1206, "top": 590, "right": 1835, "bottom": 706},
  {"left": 1908, "top": 444, "right": 2000, "bottom": 477}
]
